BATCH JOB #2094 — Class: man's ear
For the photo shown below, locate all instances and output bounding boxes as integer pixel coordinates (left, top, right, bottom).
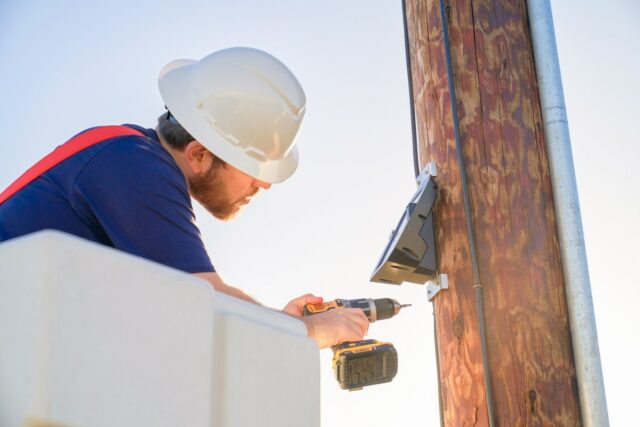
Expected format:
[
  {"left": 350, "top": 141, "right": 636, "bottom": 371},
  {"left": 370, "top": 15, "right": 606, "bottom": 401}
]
[{"left": 183, "top": 141, "right": 213, "bottom": 175}]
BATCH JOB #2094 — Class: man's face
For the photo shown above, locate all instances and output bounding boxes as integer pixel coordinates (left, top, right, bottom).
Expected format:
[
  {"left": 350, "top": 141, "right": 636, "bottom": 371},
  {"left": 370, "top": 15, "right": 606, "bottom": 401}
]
[{"left": 188, "top": 156, "right": 271, "bottom": 221}]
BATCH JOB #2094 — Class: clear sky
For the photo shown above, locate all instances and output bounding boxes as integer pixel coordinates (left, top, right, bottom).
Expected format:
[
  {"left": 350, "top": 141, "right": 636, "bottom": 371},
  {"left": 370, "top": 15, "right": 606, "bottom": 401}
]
[{"left": 1, "top": 0, "right": 638, "bottom": 425}]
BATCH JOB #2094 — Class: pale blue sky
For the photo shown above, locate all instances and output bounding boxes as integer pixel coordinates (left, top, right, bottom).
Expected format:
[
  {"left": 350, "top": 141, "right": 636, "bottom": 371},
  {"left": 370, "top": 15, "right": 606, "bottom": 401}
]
[{"left": 1, "top": 1, "right": 638, "bottom": 425}]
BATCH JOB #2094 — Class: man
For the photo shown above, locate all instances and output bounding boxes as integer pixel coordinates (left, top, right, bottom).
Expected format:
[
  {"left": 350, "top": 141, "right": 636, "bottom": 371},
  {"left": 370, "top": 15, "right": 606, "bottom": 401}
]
[{"left": 0, "top": 47, "right": 368, "bottom": 349}]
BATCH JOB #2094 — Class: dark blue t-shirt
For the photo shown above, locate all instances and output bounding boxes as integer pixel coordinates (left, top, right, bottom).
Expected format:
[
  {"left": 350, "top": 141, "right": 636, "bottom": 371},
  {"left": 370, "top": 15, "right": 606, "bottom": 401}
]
[{"left": 0, "top": 125, "right": 214, "bottom": 273}]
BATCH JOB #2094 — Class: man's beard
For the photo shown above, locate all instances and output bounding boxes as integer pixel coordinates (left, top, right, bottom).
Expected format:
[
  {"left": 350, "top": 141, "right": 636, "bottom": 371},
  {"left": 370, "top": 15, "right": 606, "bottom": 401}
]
[{"left": 188, "top": 163, "right": 257, "bottom": 221}]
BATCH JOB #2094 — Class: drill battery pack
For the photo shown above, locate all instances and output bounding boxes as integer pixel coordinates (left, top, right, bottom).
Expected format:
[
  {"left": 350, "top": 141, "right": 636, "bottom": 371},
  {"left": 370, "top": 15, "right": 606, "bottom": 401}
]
[{"left": 332, "top": 339, "right": 398, "bottom": 390}]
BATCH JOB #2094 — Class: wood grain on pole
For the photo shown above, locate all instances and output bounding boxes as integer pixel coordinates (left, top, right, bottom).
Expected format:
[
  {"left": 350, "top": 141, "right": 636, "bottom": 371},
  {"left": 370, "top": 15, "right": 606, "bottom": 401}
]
[{"left": 404, "top": 0, "right": 582, "bottom": 425}]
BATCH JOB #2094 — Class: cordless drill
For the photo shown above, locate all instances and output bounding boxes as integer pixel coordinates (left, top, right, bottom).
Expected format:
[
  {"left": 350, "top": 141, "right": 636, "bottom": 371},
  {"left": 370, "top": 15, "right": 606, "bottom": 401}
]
[{"left": 303, "top": 298, "right": 410, "bottom": 390}]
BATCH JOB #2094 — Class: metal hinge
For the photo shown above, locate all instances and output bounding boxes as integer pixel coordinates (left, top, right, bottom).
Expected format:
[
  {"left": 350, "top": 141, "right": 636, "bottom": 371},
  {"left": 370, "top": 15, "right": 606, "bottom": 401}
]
[
  {"left": 427, "top": 274, "right": 448, "bottom": 301},
  {"left": 416, "top": 161, "right": 437, "bottom": 188}
]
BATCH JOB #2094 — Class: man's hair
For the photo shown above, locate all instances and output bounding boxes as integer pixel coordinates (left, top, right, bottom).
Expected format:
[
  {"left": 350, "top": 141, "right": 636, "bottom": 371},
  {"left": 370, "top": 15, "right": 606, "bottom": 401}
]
[
  {"left": 157, "top": 111, "right": 195, "bottom": 151},
  {"left": 157, "top": 111, "right": 227, "bottom": 169}
]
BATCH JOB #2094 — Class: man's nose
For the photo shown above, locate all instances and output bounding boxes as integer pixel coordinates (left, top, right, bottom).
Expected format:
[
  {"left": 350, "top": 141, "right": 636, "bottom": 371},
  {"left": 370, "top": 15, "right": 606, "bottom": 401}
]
[{"left": 253, "top": 179, "right": 272, "bottom": 190}]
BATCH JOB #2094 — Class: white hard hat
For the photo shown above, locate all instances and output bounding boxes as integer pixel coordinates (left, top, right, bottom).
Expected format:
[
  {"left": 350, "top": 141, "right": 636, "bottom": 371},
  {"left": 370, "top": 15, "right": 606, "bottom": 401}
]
[{"left": 158, "top": 47, "right": 307, "bottom": 183}]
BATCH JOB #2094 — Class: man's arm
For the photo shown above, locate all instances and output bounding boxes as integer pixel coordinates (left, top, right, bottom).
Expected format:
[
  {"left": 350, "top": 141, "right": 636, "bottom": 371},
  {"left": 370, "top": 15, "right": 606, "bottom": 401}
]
[
  {"left": 194, "top": 272, "right": 260, "bottom": 304},
  {"left": 194, "top": 274, "right": 370, "bottom": 349}
]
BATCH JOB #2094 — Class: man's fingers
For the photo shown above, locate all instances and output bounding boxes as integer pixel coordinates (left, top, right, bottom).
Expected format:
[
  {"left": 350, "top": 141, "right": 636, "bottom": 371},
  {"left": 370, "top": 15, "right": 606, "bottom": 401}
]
[
  {"left": 333, "top": 321, "right": 361, "bottom": 343},
  {"left": 345, "top": 322, "right": 366, "bottom": 341},
  {"left": 302, "top": 307, "right": 372, "bottom": 349},
  {"left": 331, "top": 309, "right": 369, "bottom": 341},
  {"left": 293, "top": 294, "right": 323, "bottom": 309},
  {"left": 304, "top": 295, "right": 323, "bottom": 305},
  {"left": 282, "top": 293, "right": 324, "bottom": 317},
  {"left": 341, "top": 308, "right": 369, "bottom": 334}
]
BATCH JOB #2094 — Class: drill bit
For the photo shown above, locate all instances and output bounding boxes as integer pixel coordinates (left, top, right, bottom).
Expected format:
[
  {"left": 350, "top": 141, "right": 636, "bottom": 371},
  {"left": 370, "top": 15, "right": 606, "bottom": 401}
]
[{"left": 392, "top": 301, "right": 412, "bottom": 316}]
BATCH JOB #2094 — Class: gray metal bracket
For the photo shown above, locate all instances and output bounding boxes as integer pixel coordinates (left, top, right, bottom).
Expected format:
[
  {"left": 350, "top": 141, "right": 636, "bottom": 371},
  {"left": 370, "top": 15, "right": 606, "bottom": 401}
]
[
  {"left": 416, "top": 161, "right": 437, "bottom": 188},
  {"left": 427, "top": 274, "right": 448, "bottom": 301}
]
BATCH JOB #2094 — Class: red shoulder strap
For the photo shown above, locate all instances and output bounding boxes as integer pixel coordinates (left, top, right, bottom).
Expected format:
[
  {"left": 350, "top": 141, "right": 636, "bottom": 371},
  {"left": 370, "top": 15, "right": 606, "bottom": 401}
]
[{"left": 0, "top": 125, "right": 144, "bottom": 205}]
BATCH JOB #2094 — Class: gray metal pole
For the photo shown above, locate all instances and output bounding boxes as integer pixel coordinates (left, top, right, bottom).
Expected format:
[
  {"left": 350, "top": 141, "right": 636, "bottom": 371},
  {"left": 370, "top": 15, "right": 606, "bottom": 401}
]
[{"left": 526, "top": 1, "right": 609, "bottom": 426}]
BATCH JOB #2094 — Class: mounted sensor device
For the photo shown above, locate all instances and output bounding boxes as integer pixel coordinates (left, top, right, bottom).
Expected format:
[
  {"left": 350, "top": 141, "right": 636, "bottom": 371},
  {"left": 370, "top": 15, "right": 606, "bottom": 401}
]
[{"left": 370, "top": 163, "right": 439, "bottom": 285}]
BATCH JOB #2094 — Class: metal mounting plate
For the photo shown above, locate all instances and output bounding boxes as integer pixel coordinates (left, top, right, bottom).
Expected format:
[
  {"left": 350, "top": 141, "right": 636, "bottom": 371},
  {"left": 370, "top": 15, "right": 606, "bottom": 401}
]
[{"left": 427, "top": 274, "right": 448, "bottom": 301}]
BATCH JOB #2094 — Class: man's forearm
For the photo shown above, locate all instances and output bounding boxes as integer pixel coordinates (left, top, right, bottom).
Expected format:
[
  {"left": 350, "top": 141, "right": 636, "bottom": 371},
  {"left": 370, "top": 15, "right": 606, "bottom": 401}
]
[
  {"left": 193, "top": 272, "right": 261, "bottom": 305},
  {"left": 194, "top": 276, "right": 370, "bottom": 349}
]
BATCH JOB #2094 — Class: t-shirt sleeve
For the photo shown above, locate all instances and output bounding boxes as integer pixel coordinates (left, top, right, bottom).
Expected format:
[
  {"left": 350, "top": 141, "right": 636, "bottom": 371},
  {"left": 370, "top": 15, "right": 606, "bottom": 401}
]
[{"left": 69, "top": 137, "right": 215, "bottom": 273}]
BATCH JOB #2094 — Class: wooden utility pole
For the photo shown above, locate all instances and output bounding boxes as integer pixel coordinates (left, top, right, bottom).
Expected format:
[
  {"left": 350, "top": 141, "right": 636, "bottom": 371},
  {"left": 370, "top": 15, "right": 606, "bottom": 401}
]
[{"left": 404, "top": 0, "right": 582, "bottom": 425}]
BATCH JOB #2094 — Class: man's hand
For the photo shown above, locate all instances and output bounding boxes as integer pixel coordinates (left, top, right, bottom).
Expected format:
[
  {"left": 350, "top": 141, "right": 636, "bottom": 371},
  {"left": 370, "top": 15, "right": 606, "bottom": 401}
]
[
  {"left": 302, "top": 308, "right": 369, "bottom": 349},
  {"left": 195, "top": 280, "right": 369, "bottom": 349},
  {"left": 282, "top": 293, "right": 323, "bottom": 317},
  {"left": 283, "top": 294, "right": 370, "bottom": 348}
]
